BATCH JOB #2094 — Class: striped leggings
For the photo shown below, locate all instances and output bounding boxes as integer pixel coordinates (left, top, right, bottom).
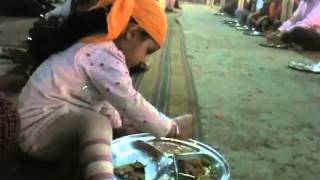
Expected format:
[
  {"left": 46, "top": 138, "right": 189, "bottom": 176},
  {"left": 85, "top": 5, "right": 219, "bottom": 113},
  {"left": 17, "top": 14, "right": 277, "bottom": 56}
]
[{"left": 25, "top": 109, "right": 114, "bottom": 180}]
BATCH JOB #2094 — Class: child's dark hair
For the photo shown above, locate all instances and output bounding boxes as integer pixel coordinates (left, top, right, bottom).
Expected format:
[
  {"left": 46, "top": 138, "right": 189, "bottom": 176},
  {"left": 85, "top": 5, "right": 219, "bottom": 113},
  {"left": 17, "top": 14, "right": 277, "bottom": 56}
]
[{"left": 140, "top": 29, "right": 151, "bottom": 39}]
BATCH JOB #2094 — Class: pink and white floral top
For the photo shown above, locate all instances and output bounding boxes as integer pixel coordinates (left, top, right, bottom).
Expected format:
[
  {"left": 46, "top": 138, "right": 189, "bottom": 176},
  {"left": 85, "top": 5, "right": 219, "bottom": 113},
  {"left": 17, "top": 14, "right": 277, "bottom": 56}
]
[
  {"left": 18, "top": 41, "right": 172, "bottom": 150},
  {"left": 279, "top": 0, "right": 320, "bottom": 34}
]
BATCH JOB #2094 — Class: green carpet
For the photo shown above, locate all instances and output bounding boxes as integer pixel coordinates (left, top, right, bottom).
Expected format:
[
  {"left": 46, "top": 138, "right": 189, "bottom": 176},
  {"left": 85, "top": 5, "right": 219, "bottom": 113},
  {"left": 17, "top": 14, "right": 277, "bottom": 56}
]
[{"left": 133, "top": 14, "right": 201, "bottom": 139}]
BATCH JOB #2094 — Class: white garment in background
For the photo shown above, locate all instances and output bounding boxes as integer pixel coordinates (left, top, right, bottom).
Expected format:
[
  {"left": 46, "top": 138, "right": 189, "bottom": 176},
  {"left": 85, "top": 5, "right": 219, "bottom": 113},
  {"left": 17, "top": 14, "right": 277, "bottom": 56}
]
[
  {"left": 45, "top": 0, "right": 72, "bottom": 19},
  {"left": 255, "top": 0, "right": 264, "bottom": 11},
  {"left": 279, "top": 0, "right": 320, "bottom": 34}
]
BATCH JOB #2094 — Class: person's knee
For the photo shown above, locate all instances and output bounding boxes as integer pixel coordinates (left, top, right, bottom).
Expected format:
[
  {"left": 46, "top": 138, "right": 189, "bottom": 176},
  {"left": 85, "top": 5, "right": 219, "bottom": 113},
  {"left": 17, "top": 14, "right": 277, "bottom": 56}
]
[
  {"left": 285, "top": 27, "right": 309, "bottom": 45},
  {"left": 26, "top": 142, "right": 56, "bottom": 161},
  {"left": 73, "top": 110, "right": 110, "bottom": 131},
  {"left": 289, "top": 27, "right": 307, "bottom": 37}
]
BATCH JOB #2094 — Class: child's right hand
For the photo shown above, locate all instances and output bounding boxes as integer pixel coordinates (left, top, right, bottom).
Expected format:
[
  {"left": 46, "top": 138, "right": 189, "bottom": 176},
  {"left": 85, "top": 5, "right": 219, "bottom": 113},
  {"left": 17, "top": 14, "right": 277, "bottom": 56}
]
[{"left": 167, "top": 114, "right": 194, "bottom": 140}]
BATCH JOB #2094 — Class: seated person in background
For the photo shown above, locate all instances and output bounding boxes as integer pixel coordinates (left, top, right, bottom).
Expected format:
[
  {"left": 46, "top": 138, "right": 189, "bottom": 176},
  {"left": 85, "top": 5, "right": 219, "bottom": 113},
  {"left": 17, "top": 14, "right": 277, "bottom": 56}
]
[
  {"left": 44, "top": 0, "right": 99, "bottom": 19},
  {"left": 246, "top": 0, "right": 271, "bottom": 30},
  {"left": 246, "top": 0, "right": 281, "bottom": 31},
  {"left": 266, "top": 0, "right": 320, "bottom": 50},
  {"left": 174, "top": 0, "right": 181, "bottom": 9},
  {"left": 260, "top": 0, "right": 282, "bottom": 31},
  {"left": 234, "top": 0, "right": 253, "bottom": 25},
  {"left": 219, "top": 0, "right": 238, "bottom": 16},
  {"left": 166, "top": 0, "right": 180, "bottom": 12}
]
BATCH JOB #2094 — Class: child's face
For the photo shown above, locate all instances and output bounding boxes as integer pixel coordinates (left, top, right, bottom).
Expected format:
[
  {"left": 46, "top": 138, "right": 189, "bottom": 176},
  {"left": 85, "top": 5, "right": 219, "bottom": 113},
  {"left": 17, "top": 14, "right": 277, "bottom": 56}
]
[
  {"left": 116, "top": 24, "right": 160, "bottom": 69},
  {"left": 125, "top": 37, "right": 159, "bottom": 69}
]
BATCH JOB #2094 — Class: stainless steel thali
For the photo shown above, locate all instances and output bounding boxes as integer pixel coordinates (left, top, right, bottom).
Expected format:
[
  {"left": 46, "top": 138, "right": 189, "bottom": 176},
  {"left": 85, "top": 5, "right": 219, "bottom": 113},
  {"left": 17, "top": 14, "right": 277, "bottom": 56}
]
[{"left": 112, "top": 133, "right": 230, "bottom": 180}]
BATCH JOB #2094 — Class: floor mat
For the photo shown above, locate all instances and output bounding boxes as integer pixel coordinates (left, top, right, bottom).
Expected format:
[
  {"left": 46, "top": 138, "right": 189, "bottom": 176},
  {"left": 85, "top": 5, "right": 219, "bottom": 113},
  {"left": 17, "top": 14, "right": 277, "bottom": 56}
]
[{"left": 132, "top": 14, "right": 201, "bottom": 139}]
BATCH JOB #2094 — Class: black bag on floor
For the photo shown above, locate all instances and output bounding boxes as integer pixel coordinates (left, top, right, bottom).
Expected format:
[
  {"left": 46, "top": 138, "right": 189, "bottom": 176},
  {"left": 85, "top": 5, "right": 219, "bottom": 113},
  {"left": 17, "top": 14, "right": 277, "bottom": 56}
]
[
  {"left": 0, "top": 0, "right": 54, "bottom": 17},
  {"left": 27, "top": 7, "right": 109, "bottom": 68},
  {"left": 27, "top": 15, "right": 66, "bottom": 67}
]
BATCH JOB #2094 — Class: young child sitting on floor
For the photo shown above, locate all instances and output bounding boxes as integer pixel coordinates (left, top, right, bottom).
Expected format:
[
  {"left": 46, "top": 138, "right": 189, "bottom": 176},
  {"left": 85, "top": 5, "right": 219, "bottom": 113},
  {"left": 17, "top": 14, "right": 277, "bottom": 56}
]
[{"left": 18, "top": 0, "right": 193, "bottom": 179}]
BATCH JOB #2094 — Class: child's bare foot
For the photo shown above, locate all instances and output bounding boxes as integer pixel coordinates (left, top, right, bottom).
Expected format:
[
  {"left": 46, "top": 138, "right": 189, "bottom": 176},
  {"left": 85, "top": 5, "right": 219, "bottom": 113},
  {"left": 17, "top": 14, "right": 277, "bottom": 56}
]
[{"left": 172, "top": 114, "right": 194, "bottom": 140}]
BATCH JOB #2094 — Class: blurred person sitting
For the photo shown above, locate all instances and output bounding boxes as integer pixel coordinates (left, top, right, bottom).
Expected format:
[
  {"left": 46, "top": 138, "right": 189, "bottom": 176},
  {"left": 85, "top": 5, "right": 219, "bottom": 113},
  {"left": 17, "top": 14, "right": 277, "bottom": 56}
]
[
  {"left": 174, "top": 0, "right": 181, "bottom": 9},
  {"left": 166, "top": 0, "right": 181, "bottom": 12},
  {"left": 261, "top": 0, "right": 282, "bottom": 31},
  {"left": 246, "top": 1, "right": 268, "bottom": 30},
  {"left": 266, "top": 0, "right": 320, "bottom": 50},
  {"left": 219, "top": 0, "right": 238, "bottom": 16},
  {"left": 245, "top": 0, "right": 282, "bottom": 32},
  {"left": 234, "top": 0, "right": 254, "bottom": 25}
]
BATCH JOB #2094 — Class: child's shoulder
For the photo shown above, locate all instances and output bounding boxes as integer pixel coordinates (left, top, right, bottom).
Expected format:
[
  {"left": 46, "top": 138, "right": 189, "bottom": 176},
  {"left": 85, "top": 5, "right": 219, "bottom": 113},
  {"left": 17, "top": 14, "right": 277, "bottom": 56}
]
[
  {"left": 82, "top": 41, "right": 125, "bottom": 61},
  {"left": 75, "top": 41, "right": 126, "bottom": 67}
]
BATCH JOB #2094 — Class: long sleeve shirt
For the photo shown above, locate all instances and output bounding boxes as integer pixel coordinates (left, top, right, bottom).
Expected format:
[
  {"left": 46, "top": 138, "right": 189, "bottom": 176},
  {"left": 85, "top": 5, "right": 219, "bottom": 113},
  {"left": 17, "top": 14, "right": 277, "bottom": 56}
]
[
  {"left": 18, "top": 41, "right": 172, "bottom": 151},
  {"left": 279, "top": 0, "right": 320, "bottom": 34}
]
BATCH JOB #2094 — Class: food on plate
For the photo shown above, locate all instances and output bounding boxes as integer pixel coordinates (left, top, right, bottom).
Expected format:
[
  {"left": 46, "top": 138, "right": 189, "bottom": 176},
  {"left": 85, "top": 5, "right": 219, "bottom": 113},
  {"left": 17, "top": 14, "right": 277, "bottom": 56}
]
[
  {"left": 178, "top": 158, "right": 219, "bottom": 180},
  {"left": 114, "top": 162, "right": 145, "bottom": 180},
  {"left": 152, "top": 141, "right": 193, "bottom": 155}
]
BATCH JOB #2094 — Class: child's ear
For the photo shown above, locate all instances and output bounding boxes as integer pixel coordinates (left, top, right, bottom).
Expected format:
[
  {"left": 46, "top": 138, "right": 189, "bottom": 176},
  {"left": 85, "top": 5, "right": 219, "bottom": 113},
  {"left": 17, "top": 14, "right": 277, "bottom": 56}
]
[{"left": 125, "top": 24, "right": 142, "bottom": 40}]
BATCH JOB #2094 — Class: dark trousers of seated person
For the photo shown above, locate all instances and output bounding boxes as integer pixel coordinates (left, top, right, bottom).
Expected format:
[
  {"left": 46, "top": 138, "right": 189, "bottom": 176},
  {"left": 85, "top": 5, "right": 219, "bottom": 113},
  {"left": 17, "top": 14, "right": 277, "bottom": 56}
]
[{"left": 282, "top": 27, "right": 320, "bottom": 51}]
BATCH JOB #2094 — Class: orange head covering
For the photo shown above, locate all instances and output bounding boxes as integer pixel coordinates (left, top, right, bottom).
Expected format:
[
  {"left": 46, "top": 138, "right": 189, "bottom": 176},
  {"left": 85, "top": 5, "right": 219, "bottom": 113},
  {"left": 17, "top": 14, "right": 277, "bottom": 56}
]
[{"left": 90, "top": 0, "right": 167, "bottom": 47}]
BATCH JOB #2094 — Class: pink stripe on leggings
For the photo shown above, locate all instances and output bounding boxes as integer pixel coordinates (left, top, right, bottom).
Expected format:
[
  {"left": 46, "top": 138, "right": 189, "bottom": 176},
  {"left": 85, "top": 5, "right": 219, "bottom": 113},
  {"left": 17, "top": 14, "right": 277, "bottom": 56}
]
[
  {"left": 86, "top": 154, "right": 113, "bottom": 164},
  {"left": 80, "top": 138, "right": 111, "bottom": 149}
]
